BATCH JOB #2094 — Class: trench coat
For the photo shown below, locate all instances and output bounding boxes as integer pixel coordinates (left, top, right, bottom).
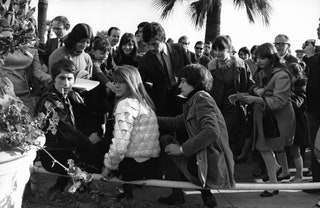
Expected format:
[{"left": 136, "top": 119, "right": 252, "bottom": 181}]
[{"left": 158, "top": 90, "right": 235, "bottom": 188}]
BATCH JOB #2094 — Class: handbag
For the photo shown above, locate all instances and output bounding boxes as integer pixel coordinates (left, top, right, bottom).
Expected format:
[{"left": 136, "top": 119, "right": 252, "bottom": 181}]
[{"left": 262, "top": 97, "right": 280, "bottom": 139}]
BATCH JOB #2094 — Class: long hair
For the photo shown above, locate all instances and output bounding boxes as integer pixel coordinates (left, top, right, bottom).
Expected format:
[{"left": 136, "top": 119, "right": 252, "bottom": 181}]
[
  {"left": 64, "top": 23, "right": 93, "bottom": 49},
  {"left": 254, "top": 42, "right": 286, "bottom": 83},
  {"left": 112, "top": 65, "right": 155, "bottom": 110},
  {"left": 115, "top": 33, "right": 138, "bottom": 64}
]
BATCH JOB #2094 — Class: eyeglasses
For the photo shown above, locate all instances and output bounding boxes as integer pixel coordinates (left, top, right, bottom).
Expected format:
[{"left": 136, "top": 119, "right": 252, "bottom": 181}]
[
  {"left": 180, "top": 42, "right": 189, "bottom": 45},
  {"left": 274, "top": 42, "right": 288, "bottom": 47},
  {"left": 195, "top": 47, "right": 203, "bottom": 50},
  {"left": 52, "top": 27, "right": 64, "bottom": 31}
]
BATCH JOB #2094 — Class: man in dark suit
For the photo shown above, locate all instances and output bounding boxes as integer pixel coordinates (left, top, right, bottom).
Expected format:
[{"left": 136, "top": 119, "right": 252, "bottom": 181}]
[
  {"left": 274, "top": 34, "right": 299, "bottom": 66},
  {"left": 41, "top": 16, "right": 70, "bottom": 67},
  {"left": 139, "top": 22, "right": 190, "bottom": 117}
]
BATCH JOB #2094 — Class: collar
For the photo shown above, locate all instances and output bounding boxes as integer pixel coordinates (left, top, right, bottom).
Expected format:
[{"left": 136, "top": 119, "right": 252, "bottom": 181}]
[{"left": 162, "top": 43, "right": 169, "bottom": 56}]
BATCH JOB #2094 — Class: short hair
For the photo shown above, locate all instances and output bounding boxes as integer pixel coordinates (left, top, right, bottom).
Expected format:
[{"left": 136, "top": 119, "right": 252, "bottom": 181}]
[
  {"left": 275, "top": 34, "right": 291, "bottom": 45},
  {"left": 142, "top": 22, "right": 166, "bottom": 43},
  {"left": 178, "top": 36, "right": 188, "bottom": 43},
  {"left": 107, "top": 26, "right": 120, "bottom": 36},
  {"left": 91, "top": 37, "right": 111, "bottom": 53},
  {"left": 195, "top": 41, "right": 204, "bottom": 46},
  {"left": 179, "top": 64, "right": 213, "bottom": 92},
  {"left": 205, "top": 40, "right": 212, "bottom": 45},
  {"left": 51, "top": 58, "right": 78, "bottom": 81},
  {"left": 250, "top": 45, "right": 259, "bottom": 54},
  {"left": 64, "top": 23, "right": 93, "bottom": 49},
  {"left": 212, "top": 35, "right": 232, "bottom": 51},
  {"left": 238, "top": 47, "right": 250, "bottom": 55},
  {"left": 51, "top": 16, "right": 70, "bottom": 30}
]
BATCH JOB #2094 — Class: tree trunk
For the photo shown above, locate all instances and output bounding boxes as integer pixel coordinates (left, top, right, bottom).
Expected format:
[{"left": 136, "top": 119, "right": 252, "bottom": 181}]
[
  {"left": 205, "top": 0, "right": 221, "bottom": 42},
  {"left": 37, "top": 0, "right": 48, "bottom": 44}
]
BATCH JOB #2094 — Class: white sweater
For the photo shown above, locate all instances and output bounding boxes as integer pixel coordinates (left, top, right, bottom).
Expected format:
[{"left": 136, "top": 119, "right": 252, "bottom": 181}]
[{"left": 104, "top": 98, "right": 160, "bottom": 170}]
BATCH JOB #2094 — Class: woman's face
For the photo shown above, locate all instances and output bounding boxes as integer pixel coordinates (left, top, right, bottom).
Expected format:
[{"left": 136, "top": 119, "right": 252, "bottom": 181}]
[
  {"left": 213, "top": 48, "right": 230, "bottom": 60},
  {"left": 179, "top": 78, "right": 194, "bottom": 97},
  {"left": 54, "top": 70, "right": 75, "bottom": 96},
  {"left": 92, "top": 49, "right": 109, "bottom": 63},
  {"left": 121, "top": 41, "right": 135, "bottom": 55},
  {"left": 256, "top": 56, "right": 271, "bottom": 69},
  {"left": 114, "top": 80, "right": 129, "bottom": 98},
  {"left": 74, "top": 38, "right": 90, "bottom": 54}
]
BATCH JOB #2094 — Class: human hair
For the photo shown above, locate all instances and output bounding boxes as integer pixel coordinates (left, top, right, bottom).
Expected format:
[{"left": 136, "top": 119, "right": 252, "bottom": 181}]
[
  {"left": 64, "top": 23, "right": 93, "bottom": 49},
  {"left": 137, "top": 21, "right": 148, "bottom": 29},
  {"left": 205, "top": 40, "right": 212, "bottom": 45},
  {"left": 287, "top": 63, "right": 304, "bottom": 79},
  {"left": 179, "top": 64, "right": 213, "bottom": 92},
  {"left": 238, "top": 47, "right": 250, "bottom": 55},
  {"left": 178, "top": 36, "right": 188, "bottom": 43},
  {"left": 51, "top": 58, "right": 78, "bottom": 81},
  {"left": 275, "top": 34, "right": 290, "bottom": 45},
  {"left": 107, "top": 26, "right": 120, "bottom": 36},
  {"left": 255, "top": 43, "right": 286, "bottom": 82},
  {"left": 112, "top": 65, "right": 155, "bottom": 110},
  {"left": 119, "top": 33, "right": 138, "bottom": 57},
  {"left": 142, "top": 22, "right": 166, "bottom": 43},
  {"left": 90, "top": 36, "right": 111, "bottom": 53},
  {"left": 212, "top": 35, "right": 232, "bottom": 51},
  {"left": 195, "top": 41, "right": 204, "bottom": 46},
  {"left": 51, "top": 16, "right": 70, "bottom": 30}
]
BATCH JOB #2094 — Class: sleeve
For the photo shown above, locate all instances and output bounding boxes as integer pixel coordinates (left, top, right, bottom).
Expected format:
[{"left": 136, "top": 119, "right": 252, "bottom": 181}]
[
  {"left": 264, "top": 72, "right": 291, "bottom": 110},
  {"left": 31, "top": 49, "right": 51, "bottom": 82},
  {"left": 92, "top": 62, "right": 111, "bottom": 86},
  {"left": 157, "top": 115, "right": 185, "bottom": 130},
  {"left": 104, "top": 99, "right": 139, "bottom": 170},
  {"left": 182, "top": 96, "right": 220, "bottom": 157}
]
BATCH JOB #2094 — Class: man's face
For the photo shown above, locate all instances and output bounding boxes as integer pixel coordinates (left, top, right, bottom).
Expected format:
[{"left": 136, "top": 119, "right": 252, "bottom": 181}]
[
  {"left": 146, "top": 38, "right": 164, "bottom": 54},
  {"left": 54, "top": 70, "right": 75, "bottom": 96},
  {"left": 274, "top": 36, "right": 290, "bottom": 56},
  {"left": 179, "top": 38, "right": 189, "bottom": 52},
  {"left": 51, "top": 20, "right": 68, "bottom": 39},
  {"left": 204, "top": 43, "right": 212, "bottom": 54},
  {"left": 194, "top": 43, "right": 204, "bottom": 57},
  {"left": 317, "top": 19, "right": 320, "bottom": 40},
  {"left": 108, "top": 29, "right": 120, "bottom": 47}
]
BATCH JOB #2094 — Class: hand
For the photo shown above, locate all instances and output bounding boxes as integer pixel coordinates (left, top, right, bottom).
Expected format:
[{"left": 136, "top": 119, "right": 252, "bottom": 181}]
[
  {"left": 253, "top": 88, "right": 265, "bottom": 97},
  {"left": 101, "top": 167, "right": 112, "bottom": 178},
  {"left": 69, "top": 91, "right": 84, "bottom": 104},
  {"left": 106, "top": 82, "right": 115, "bottom": 93},
  {"left": 241, "top": 95, "right": 262, "bottom": 104},
  {"left": 88, "top": 132, "right": 101, "bottom": 144},
  {"left": 165, "top": 144, "right": 182, "bottom": 156}
]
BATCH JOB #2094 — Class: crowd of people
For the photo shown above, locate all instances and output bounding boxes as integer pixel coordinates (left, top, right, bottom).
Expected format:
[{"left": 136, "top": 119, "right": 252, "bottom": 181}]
[{"left": 1, "top": 1, "right": 320, "bottom": 207}]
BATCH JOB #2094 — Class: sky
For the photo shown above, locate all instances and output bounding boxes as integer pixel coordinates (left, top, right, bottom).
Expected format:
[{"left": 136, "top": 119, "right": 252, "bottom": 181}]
[{"left": 31, "top": 0, "right": 320, "bottom": 54}]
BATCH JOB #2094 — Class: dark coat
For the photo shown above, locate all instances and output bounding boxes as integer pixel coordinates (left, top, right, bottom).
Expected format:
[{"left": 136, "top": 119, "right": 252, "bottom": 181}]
[
  {"left": 139, "top": 43, "right": 190, "bottom": 116},
  {"left": 158, "top": 91, "right": 235, "bottom": 188}
]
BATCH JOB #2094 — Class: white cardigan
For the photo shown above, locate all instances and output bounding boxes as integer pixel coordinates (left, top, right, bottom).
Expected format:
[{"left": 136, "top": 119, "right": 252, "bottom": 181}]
[{"left": 104, "top": 98, "right": 160, "bottom": 170}]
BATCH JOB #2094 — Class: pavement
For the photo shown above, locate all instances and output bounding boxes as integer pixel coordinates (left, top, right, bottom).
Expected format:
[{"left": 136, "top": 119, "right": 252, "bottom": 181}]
[{"left": 31, "top": 149, "right": 320, "bottom": 208}]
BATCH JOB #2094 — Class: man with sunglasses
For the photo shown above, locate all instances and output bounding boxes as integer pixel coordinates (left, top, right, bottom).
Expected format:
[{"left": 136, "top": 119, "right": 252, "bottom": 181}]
[{"left": 193, "top": 41, "right": 211, "bottom": 67}]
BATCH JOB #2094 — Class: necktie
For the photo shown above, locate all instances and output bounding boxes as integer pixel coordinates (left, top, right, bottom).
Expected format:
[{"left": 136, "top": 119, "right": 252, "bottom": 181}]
[
  {"left": 59, "top": 39, "right": 63, "bottom": 48},
  {"left": 161, "top": 52, "right": 175, "bottom": 88}
]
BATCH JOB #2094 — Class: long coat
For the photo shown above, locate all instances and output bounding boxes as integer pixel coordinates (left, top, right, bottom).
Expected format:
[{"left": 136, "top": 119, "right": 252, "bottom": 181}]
[
  {"left": 159, "top": 91, "right": 235, "bottom": 188},
  {"left": 252, "top": 68, "right": 295, "bottom": 151}
]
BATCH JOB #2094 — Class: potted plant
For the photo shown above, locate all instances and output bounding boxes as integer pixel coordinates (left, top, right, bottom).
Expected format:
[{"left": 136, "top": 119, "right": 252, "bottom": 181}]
[{"left": 0, "top": 75, "right": 58, "bottom": 208}]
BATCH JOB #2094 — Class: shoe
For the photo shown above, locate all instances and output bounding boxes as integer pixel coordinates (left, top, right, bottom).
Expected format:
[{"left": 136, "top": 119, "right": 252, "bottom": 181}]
[
  {"left": 277, "top": 174, "right": 291, "bottom": 182},
  {"left": 262, "top": 168, "right": 282, "bottom": 182},
  {"left": 303, "top": 189, "right": 320, "bottom": 194},
  {"left": 201, "top": 190, "right": 217, "bottom": 208},
  {"left": 260, "top": 190, "right": 279, "bottom": 197},
  {"left": 252, "top": 168, "right": 266, "bottom": 177},
  {"left": 290, "top": 177, "right": 302, "bottom": 183},
  {"left": 158, "top": 192, "right": 185, "bottom": 205},
  {"left": 116, "top": 184, "right": 133, "bottom": 201}
]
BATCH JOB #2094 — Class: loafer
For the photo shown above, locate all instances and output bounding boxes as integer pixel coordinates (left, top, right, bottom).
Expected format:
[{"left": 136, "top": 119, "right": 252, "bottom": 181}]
[
  {"left": 260, "top": 190, "right": 279, "bottom": 197},
  {"left": 158, "top": 192, "right": 185, "bottom": 205},
  {"left": 202, "top": 193, "right": 217, "bottom": 208}
]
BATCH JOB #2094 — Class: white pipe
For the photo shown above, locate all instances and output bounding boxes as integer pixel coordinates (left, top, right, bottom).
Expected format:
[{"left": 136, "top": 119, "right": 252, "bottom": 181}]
[{"left": 31, "top": 165, "right": 320, "bottom": 190}]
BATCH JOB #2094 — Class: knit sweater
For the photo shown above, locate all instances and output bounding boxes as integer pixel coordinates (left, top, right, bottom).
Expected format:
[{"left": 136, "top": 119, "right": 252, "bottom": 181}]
[{"left": 104, "top": 98, "right": 160, "bottom": 170}]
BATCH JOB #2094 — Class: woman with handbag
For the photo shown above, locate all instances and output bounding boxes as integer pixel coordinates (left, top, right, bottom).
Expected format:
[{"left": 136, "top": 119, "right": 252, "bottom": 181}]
[
  {"left": 157, "top": 64, "right": 235, "bottom": 207},
  {"left": 241, "top": 43, "right": 295, "bottom": 197}
]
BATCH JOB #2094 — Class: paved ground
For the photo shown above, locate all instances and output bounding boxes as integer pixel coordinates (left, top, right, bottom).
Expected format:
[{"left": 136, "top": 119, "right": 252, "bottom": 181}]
[{"left": 31, "top": 150, "right": 320, "bottom": 208}]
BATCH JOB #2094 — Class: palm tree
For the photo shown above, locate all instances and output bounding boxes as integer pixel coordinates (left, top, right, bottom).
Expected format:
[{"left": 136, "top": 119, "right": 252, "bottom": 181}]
[{"left": 152, "top": 0, "right": 272, "bottom": 42}]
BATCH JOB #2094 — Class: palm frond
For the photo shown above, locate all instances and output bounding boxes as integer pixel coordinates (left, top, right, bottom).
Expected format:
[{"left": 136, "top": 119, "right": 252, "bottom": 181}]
[
  {"left": 151, "top": 0, "right": 179, "bottom": 20},
  {"left": 187, "top": 0, "right": 214, "bottom": 30},
  {"left": 233, "top": 0, "right": 273, "bottom": 26}
]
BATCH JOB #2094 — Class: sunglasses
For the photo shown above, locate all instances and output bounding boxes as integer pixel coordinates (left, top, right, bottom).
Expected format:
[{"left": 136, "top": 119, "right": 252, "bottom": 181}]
[{"left": 195, "top": 47, "right": 203, "bottom": 50}]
